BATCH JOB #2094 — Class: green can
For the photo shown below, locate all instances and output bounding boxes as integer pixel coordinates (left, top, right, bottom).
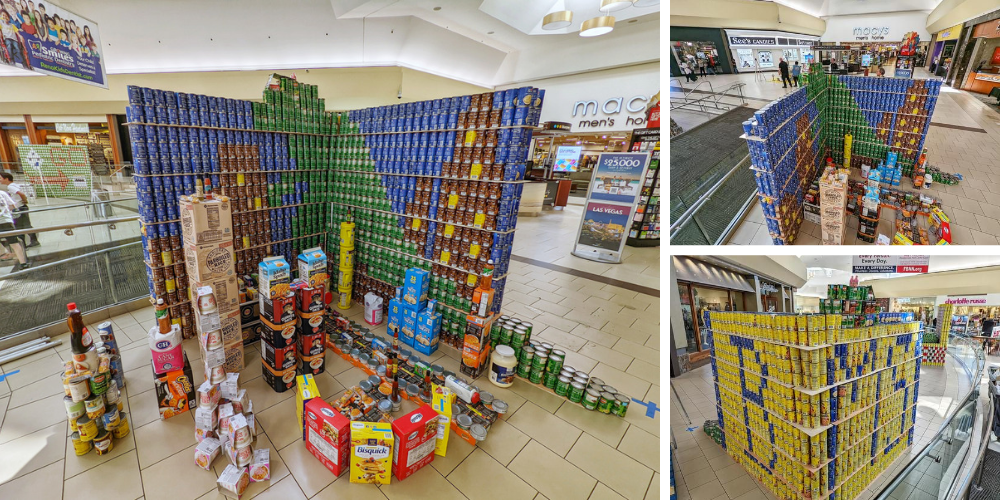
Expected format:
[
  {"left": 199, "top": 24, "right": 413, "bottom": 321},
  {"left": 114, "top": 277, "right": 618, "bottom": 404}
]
[
  {"left": 543, "top": 370, "right": 559, "bottom": 389},
  {"left": 516, "top": 361, "right": 532, "bottom": 379},
  {"left": 555, "top": 376, "right": 572, "bottom": 396},
  {"left": 509, "top": 318, "right": 522, "bottom": 327},
  {"left": 533, "top": 352, "right": 549, "bottom": 372},
  {"left": 613, "top": 394, "right": 630, "bottom": 417},
  {"left": 568, "top": 382, "right": 587, "bottom": 403},
  {"left": 520, "top": 321, "right": 533, "bottom": 340},
  {"left": 582, "top": 388, "right": 601, "bottom": 410},
  {"left": 547, "top": 350, "right": 565, "bottom": 374},
  {"left": 520, "top": 346, "right": 535, "bottom": 366},
  {"left": 529, "top": 366, "right": 545, "bottom": 384},
  {"left": 512, "top": 326, "right": 528, "bottom": 348},
  {"left": 499, "top": 324, "right": 514, "bottom": 345},
  {"left": 597, "top": 392, "right": 614, "bottom": 414}
]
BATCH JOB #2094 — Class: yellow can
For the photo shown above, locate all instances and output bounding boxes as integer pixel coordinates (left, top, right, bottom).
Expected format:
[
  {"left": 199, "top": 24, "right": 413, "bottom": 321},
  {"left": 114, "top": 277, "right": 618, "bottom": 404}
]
[
  {"left": 71, "top": 431, "right": 92, "bottom": 456},
  {"left": 77, "top": 416, "right": 98, "bottom": 442},
  {"left": 114, "top": 412, "right": 131, "bottom": 439}
]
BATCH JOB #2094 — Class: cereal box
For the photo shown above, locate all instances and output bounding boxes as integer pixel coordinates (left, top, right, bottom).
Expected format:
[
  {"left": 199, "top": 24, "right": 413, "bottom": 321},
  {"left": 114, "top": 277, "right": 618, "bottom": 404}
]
[
  {"left": 185, "top": 240, "right": 235, "bottom": 283},
  {"left": 295, "top": 374, "right": 320, "bottom": 435},
  {"left": 402, "top": 268, "right": 429, "bottom": 310},
  {"left": 297, "top": 247, "right": 329, "bottom": 290},
  {"left": 249, "top": 449, "right": 270, "bottom": 483},
  {"left": 431, "top": 386, "right": 455, "bottom": 457},
  {"left": 350, "top": 421, "right": 394, "bottom": 484},
  {"left": 181, "top": 196, "right": 233, "bottom": 246},
  {"left": 304, "top": 399, "right": 350, "bottom": 477},
  {"left": 391, "top": 405, "right": 439, "bottom": 480}
]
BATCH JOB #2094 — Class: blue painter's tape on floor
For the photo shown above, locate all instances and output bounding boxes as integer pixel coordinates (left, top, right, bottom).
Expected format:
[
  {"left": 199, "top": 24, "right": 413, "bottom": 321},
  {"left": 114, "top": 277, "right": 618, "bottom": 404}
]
[
  {"left": 0, "top": 369, "right": 20, "bottom": 382},
  {"left": 631, "top": 398, "right": 660, "bottom": 418}
]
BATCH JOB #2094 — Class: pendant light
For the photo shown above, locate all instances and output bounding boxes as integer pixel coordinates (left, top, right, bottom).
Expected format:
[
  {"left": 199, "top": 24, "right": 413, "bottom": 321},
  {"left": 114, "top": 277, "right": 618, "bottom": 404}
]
[
  {"left": 580, "top": 16, "right": 615, "bottom": 37},
  {"left": 600, "top": 0, "right": 634, "bottom": 12},
  {"left": 633, "top": 0, "right": 659, "bottom": 6},
  {"left": 542, "top": 10, "right": 574, "bottom": 30}
]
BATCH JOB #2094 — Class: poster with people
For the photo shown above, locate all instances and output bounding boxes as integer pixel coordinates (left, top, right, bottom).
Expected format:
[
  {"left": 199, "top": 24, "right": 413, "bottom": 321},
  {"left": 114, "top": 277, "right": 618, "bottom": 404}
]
[
  {"left": 0, "top": 1, "right": 107, "bottom": 88},
  {"left": 737, "top": 49, "right": 755, "bottom": 69},
  {"left": 587, "top": 152, "right": 650, "bottom": 205},
  {"left": 758, "top": 51, "right": 774, "bottom": 68},
  {"left": 577, "top": 202, "right": 631, "bottom": 252}
]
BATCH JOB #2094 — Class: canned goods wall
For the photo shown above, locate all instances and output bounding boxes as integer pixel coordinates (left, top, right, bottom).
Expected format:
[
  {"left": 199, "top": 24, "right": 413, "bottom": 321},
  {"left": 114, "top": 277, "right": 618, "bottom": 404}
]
[
  {"left": 706, "top": 309, "right": 923, "bottom": 500},
  {"left": 742, "top": 65, "right": 942, "bottom": 245}
]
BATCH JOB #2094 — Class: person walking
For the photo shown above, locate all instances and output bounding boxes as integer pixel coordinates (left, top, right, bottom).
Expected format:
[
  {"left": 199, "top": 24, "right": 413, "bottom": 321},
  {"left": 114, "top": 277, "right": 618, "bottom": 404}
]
[
  {"left": 779, "top": 58, "right": 792, "bottom": 88},
  {"left": 0, "top": 189, "right": 29, "bottom": 270},
  {"left": 698, "top": 59, "right": 707, "bottom": 77},
  {"left": 680, "top": 62, "right": 693, "bottom": 82},
  {"left": 0, "top": 172, "right": 38, "bottom": 247},
  {"left": 791, "top": 61, "right": 802, "bottom": 87}
]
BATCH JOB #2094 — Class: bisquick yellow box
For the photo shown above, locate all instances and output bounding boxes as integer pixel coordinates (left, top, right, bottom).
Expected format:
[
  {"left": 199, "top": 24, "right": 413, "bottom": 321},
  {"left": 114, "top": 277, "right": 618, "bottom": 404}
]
[
  {"left": 350, "top": 422, "right": 394, "bottom": 485},
  {"left": 295, "top": 374, "right": 320, "bottom": 436}
]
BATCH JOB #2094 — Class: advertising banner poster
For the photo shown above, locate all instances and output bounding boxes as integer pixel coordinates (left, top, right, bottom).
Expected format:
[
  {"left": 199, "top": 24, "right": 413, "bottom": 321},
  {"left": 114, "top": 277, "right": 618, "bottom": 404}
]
[
  {"left": 552, "top": 146, "right": 582, "bottom": 172},
  {"left": 0, "top": 4, "right": 108, "bottom": 87},
  {"left": 577, "top": 202, "right": 631, "bottom": 252},
  {"left": 852, "top": 255, "right": 930, "bottom": 273},
  {"left": 17, "top": 145, "right": 93, "bottom": 197},
  {"left": 587, "top": 152, "right": 650, "bottom": 204},
  {"left": 736, "top": 49, "right": 755, "bottom": 69}
]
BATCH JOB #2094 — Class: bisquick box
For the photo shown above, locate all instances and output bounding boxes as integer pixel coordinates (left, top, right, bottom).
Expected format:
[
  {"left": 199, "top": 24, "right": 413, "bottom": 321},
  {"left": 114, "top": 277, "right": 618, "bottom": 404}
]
[
  {"left": 260, "top": 317, "right": 297, "bottom": 349},
  {"left": 261, "top": 337, "right": 298, "bottom": 371},
  {"left": 296, "top": 375, "right": 321, "bottom": 435},
  {"left": 180, "top": 196, "right": 233, "bottom": 246},
  {"left": 391, "top": 405, "right": 439, "bottom": 480},
  {"left": 350, "top": 421, "right": 394, "bottom": 484},
  {"left": 304, "top": 398, "right": 350, "bottom": 477},
  {"left": 185, "top": 241, "right": 235, "bottom": 283},
  {"left": 262, "top": 360, "right": 297, "bottom": 392}
]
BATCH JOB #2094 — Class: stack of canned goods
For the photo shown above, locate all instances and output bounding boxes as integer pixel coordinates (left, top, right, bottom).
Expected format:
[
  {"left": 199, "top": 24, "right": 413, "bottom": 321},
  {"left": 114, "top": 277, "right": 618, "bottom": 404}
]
[
  {"left": 62, "top": 325, "right": 131, "bottom": 457},
  {"left": 254, "top": 74, "right": 338, "bottom": 135}
]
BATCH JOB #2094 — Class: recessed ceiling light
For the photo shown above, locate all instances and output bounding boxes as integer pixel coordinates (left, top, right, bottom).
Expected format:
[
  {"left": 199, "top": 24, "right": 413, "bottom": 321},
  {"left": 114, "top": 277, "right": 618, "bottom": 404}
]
[
  {"left": 542, "top": 10, "right": 573, "bottom": 30},
  {"left": 487, "top": 31, "right": 495, "bottom": 35},
  {"left": 600, "top": 0, "right": 634, "bottom": 12},
  {"left": 628, "top": 19, "right": 638, "bottom": 24},
  {"left": 580, "top": 16, "right": 615, "bottom": 37},
  {"left": 433, "top": 6, "right": 442, "bottom": 11}
]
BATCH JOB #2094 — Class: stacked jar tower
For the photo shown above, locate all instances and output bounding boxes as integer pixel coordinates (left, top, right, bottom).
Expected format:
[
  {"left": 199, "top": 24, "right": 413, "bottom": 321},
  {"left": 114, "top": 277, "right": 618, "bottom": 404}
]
[
  {"left": 707, "top": 290, "right": 923, "bottom": 500},
  {"left": 337, "top": 221, "right": 356, "bottom": 310},
  {"left": 126, "top": 79, "right": 544, "bottom": 336}
]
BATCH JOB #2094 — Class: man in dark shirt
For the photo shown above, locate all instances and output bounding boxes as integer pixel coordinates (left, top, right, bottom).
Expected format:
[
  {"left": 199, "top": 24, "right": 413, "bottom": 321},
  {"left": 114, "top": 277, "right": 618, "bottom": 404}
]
[{"left": 779, "top": 58, "right": 792, "bottom": 88}]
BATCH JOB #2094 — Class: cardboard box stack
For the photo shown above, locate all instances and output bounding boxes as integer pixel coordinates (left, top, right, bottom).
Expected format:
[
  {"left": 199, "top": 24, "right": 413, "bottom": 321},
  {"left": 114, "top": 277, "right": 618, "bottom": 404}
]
[
  {"left": 259, "top": 256, "right": 297, "bottom": 392},
  {"left": 387, "top": 268, "right": 442, "bottom": 356},
  {"left": 460, "top": 262, "right": 497, "bottom": 378},
  {"left": 819, "top": 164, "right": 849, "bottom": 246},
  {"left": 296, "top": 248, "right": 329, "bottom": 376}
]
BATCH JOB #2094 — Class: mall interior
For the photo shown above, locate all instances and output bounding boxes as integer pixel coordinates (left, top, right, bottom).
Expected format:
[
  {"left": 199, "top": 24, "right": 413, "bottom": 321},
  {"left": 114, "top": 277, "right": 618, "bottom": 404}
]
[
  {"left": 0, "top": 1, "right": 662, "bottom": 500},
  {"left": 670, "top": 0, "right": 1000, "bottom": 246},
  {"left": 669, "top": 254, "right": 1000, "bottom": 500}
]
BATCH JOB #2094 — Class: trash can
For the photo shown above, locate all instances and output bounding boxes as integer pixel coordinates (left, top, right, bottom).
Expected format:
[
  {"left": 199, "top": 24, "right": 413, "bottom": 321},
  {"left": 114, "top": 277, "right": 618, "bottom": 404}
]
[
  {"left": 364, "top": 292, "right": 384, "bottom": 326},
  {"left": 92, "top": 189, "right": 113, "bottom": 218}
]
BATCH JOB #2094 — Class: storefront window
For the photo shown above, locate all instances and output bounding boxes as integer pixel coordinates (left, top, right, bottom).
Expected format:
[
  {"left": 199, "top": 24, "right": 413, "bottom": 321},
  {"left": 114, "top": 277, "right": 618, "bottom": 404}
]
[
  {"left": 672, "top": 41, "right": 721, "bottom": 72},
  {"left": 760, "top": 281, "right": 781, "bottom": 312},
  {"left": 693, "top": 286, "right": 731, "bottom": 351}
]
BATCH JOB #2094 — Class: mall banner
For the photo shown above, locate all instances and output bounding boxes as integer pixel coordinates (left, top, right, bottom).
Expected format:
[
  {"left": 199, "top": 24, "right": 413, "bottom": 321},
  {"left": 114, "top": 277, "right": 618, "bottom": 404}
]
[
  {"left": 852, "top": 255, "right": 930, "bottom": 273},
  {"left": 573, "top": 152, "right": 650, "bottom": 263},
  {"left": 0, "top": 4, "right": 107, "bottom": 88},
  {"left": 587, "top": 152, "right": 650, "bottom": 204},
  {"left": 17, "top": 144, "right": 93, "bottom": 198}
]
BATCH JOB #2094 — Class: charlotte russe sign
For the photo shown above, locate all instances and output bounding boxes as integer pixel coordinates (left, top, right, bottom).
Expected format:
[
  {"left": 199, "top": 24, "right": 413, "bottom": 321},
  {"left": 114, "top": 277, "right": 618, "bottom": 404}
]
[
  {"left": 853, "top": 26, "right": 890, "bottom": 41},
  {"left": 944, "top": 296, "right": 988, "bottom": 306},
  {"left": 571, "top": 95, "right": 653, "bottom": 129}
]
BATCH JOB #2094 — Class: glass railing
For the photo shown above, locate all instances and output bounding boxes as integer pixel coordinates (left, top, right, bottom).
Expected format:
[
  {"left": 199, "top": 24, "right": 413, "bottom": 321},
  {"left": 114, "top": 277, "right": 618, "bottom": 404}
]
[
  {"left": 875, "top": 336, "right": 986, "bottom": 500},
  {"left": 0, "top": 194, "right": 147, "bottom": 341}
]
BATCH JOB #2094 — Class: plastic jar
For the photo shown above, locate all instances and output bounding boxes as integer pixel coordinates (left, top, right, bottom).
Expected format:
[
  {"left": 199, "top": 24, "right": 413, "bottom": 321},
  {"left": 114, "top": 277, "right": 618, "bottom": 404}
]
[{"left": 488, "top": 345, "right": 517, "bottom": 387}]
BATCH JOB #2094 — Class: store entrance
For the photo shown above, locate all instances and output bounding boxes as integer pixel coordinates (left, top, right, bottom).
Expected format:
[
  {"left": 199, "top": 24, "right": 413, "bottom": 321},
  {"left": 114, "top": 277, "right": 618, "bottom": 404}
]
[{"left": 671, "top": 41, "right": 721, "bottom": 75}]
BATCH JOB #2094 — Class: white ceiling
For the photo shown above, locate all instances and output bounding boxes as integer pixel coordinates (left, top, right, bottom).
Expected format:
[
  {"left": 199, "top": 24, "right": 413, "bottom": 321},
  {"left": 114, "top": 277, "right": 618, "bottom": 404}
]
[
  {"left": 0, "top": 0, "right": 660, "bottom": 88},
  {"left": 766, "top": 0, "right": 945, "bottom": 17},
  {"left": 795, "top": 255, "right": 1000, "bottom": 297}
]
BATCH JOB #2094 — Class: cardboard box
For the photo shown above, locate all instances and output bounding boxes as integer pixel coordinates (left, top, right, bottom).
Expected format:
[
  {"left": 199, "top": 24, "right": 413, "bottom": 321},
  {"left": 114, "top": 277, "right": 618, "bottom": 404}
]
[
  {"left": 258, "top": 256, "right": 291, "bottom": 300},
  {"left": 388, "top": 298, "right": 404, "bottom": 334},
  {"left": 431, "top": 386, "right": 455, "bottom": 456},
  {"left": 298, "top": 331, "right": 325, "bottom": 357},
  {"left": 262, "top": 360, "right": 297, "bottom": 392},
  {"left": 153, "top": 352, "right": 196, "bottom": 419},
  {"left": 297, "top": 286, "right": 326, "bottom": 314},
  {"left": 260, "top": 317, "right": 297, "bottom": 349},
  {"left": 414, "top": 308, "right": 441, "bottom": 356},
  {"left": 297, "top": 247, "right": 329, "bottom": 289},
  {"left": 350, "top": 421, "right": 394, "bottom": 484},
  {"left": 216, "top": 463, "right": 250, "bottom": 499},
  {"left": 261, "top": 337, "right": 297, "bottom": 371},
  {"left": 391, "top": 405, "right": 439, "bottom": 480},
  {"left": 402, "top": 268, "right": 429, "bottom": 310},
  {"left": 185, "top": 241, "right": 236, "bottom": 283},
  {"left": 400, "top": 306, "right": 419, "bottom": 347},
  {"left": 219, "top": 310, "right": 243, "bottom": 346},
  {"left": 304, "top": 399, "right": 351, "bottom": 478},
  {"left": 181, "top": 197, "right": 233, "bottom": 246},
  {"left": 261, "top": 291, "right": 296, "bottom": 325},
  {"left": 191, "top": 276, "right": 240, "bottom": 317},
  {"left": 461, "top": 314, "right": 494, "bottom": 379},
  {"left": 224, "top": 341, "right": 245, "bottom": 373},
  {"left": 296, "top": 374, "right": 321, "bottom": 436}
]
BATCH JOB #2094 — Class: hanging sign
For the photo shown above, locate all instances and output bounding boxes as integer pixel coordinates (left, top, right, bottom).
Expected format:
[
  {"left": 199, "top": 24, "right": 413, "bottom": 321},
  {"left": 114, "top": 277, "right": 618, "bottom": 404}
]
[
  {"left": 852, "top": 255, "right": 929, "bottom": 273},
  {"left": 0, "top": 4, "right": 108, "bottom": 88}
]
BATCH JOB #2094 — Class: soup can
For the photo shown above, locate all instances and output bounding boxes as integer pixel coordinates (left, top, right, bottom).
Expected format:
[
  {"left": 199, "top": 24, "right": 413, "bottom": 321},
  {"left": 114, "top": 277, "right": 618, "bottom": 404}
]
[
  {"left": 546, "top": 350, "right": 565, "bottom": 374},
  {"left": 532, "top": 352, "right": 549, "bottom": 372},
  {"left": 582, "top": 389, "right": 601, "bottom": 410},
  {"left": 114, "top": 412, "right": 131, "bottom": 439},
  {"left": 528, "top": 366, "right": 544, "bottom": 385},
  {"left": 568, "top": 382, "right": 587, "bottom": 403},
  {"left": 94, "top": 431, "right": 114, "bottom": 456},
  {"left": 65, "top": 396, "right": 86, "bottom": 420},
  {"left": 555, "top": 376, "right": 572, "bottom": 396},
  {"left": 613, "top": 394, "right": 630, "bottom": 417},
  {"left": 77, "top": 416, "right": 98, "bottom": 442},
  {"left": 512, "top": 327, "right": 528, "bottom": 348},
  {"left": 71, "top": 431, "right": 92, "bottom": 456},
  {"left": 543, "top": 370, "right": 559, "bottom": 389}
]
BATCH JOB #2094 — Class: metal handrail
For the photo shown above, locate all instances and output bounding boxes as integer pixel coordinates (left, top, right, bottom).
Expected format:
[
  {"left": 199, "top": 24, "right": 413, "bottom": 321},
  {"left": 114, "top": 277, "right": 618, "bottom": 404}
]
[
  {"left": 670, "top": 82, "right": 747, "bottom": 114},
  {"left": 958, "top": 382, "right": 994, "bottom": 499},
  {"left": 0, "top": 241, "right": 141, "bottom": 279},
  {"left": 17, "top": 197, "right": 138, "bottom": 215},
  {"left": 670, "top": 153, "right": 752, "bottom": 238},
  {"left": 0, "top": 215, "right": 140, "bottom": 239}
]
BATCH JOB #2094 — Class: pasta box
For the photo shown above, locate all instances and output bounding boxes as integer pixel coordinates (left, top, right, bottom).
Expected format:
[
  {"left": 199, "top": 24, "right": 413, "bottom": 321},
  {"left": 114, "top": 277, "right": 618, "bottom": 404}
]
[
  {"left": 259, "top": 256, "right": 291, "bottom": 320},
  {"left": 303, "top": 398, "right": 350, "bottom": 477},
  {"left": 350, "top": 421, "right": 394, "bottom": 484},
  {"left": 391, "top": 405, "right": 439, "bottom": 480}
]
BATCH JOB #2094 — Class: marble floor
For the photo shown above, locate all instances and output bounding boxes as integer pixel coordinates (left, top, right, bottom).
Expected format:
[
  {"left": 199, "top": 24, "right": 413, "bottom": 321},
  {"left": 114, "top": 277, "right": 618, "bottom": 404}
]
[{"left": 0, "top": 211, "right": 662, "bottom": 500}]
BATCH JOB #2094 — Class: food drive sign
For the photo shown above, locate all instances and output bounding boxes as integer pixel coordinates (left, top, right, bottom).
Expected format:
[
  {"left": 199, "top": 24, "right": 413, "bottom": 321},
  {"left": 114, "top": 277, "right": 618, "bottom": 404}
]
[{"left": 852, "top": 255, "right": 930, "bottom": 274}]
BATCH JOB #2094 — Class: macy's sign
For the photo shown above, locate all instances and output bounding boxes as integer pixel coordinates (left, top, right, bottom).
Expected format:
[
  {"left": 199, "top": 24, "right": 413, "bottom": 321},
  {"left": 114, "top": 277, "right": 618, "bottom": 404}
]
[{"left": 571, "top": 95, "right": 653, "bottom": 129}]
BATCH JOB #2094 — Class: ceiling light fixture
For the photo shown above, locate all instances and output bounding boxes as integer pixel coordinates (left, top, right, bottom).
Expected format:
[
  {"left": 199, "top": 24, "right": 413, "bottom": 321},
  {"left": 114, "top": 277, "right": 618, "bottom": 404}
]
[
  {"left": 632, "top": 0, "right": 659, "bottom": 6},
  {"left": 542, "top": 10, "right": 573, "bottom": 30},
  {"left": 580, "top": 16, "right": 615, "bottom": 37},
  {"left": 600, "top": 0, "right": 634, "bottom": 12}
]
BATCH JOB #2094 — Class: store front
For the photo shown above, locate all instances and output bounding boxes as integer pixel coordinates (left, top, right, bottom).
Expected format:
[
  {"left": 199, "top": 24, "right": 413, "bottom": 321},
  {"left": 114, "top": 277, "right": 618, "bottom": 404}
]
[
  {"left": 892, "top": 296, "right": 937, "bottom": 326},
  {"left": 724, "top": 29, "right": 819, "bottom": 72},
  {"left": 936, "top": 294, "right": 1000, "bottom": 337},
  {"left": 528, "top": 131, "right": 631, "bottom": 194},
  {"left": 0, "top": 116, "right": 122, "bottom": 174},
  {"left": 669, "top": 26, "right": 732, "bottom": 76},
  {"left": 959, "top": 18, "right": 1000, "bottom": 95},
  {"left": 930, "top": 24, "right": 963, "bottom": 78}
]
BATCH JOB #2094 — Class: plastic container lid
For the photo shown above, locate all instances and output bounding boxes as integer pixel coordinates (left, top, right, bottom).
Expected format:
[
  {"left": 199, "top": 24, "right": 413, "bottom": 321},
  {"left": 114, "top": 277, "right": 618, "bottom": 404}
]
[{"left": 495, "top": 345, "right": 515, "bottom": 358}]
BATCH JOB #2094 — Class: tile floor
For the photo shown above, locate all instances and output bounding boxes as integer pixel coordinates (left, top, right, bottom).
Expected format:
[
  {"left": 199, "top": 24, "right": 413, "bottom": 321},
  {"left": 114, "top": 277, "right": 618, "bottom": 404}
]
[
  {"left": 670, "top": 353, "right": 973, "bottom": 500},
  {"left": 670, "top": 66, "right": 1000, "bottom": 246},
  {"left": 0, "top": 230, "right": 661, "bottom": 500}
]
